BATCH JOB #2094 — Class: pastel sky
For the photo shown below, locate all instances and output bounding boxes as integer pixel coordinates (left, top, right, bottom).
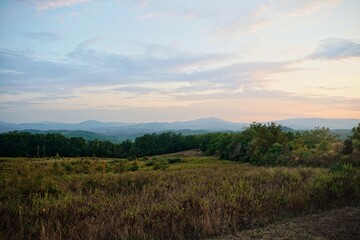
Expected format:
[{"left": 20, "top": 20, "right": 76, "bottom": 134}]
[{"left": 0, "top": 0, "right": 359, "bottom": 123}]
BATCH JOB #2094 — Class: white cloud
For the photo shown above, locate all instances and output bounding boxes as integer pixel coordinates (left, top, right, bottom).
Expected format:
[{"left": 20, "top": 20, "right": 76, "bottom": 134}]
[{"left": 23, "top": 0, "right": 92, "bottom": 11}]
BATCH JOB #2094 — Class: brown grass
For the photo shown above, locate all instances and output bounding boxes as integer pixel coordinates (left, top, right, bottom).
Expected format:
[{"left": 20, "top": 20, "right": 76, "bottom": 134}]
[{"left": 0, "top": 157, "right": 359, "bottom": 239}]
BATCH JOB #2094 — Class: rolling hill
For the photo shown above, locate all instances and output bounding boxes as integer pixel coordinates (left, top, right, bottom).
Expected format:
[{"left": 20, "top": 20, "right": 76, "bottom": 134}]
[{"left": 0, "top": 117, "right": 358, "bottom": 142}]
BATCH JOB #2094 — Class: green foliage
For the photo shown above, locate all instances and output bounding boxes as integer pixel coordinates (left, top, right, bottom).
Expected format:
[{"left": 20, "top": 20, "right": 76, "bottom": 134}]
[
  {"left": 289, "top": 127, "right": 342, "bottom": 166},
  {"left": 153, "top": 159, "right": 169, "bottom": 170},
  {"left": 134, "top": 132, "right": 198, "bottom": 156},
  {"left": 195, "top": 123, "right": 356, "bottom": 167},
  {"left": 343, "top": 123, "right": 360, "bottom": 154},
  {"left": 145, "top": 159, "right": 155, "bottom": 167},
  {"left": 167, "top": 157, "right": 182, "bottom": 164},
  {"left": 1, "top": 122, "right": 359, "bottom": 167},
  {"left": 129, "top": 161, "right": 139, "bottom": 171},
  {"left": 0, "top": 131, "right": 198, "bottom": 159},
  {"left": 329, "top": 163, "right": 356, "bottom": 174},
  {"left": 220, "top": 123, "right": 293, "bottom": 165}
]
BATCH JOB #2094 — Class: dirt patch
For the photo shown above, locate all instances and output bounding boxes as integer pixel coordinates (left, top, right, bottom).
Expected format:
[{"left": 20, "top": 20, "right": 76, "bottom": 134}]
[{"left": 216, "top": 207, "right": 360, "bottom": 240}]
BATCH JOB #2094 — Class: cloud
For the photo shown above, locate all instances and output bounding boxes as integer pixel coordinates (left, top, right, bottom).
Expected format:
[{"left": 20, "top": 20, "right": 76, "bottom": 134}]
[
  {"left": 0, "top": 48, "right": 102, "bottom": 96},
  {"left": 0, "top": 40, "right": 292, "bottom": 98},
  {"left": 23, "top": 32, "right": 62, "bottom": 42},
  {"left": 140, "top": 9, "right": 207, "bottom": 20},
  {"left": 0, "top": 42, "right": 294, "bottom": 114},
  {"left": 114, "top": 86, "right": 163, "bottom": 94},
  {"left": 74, "top": 37, "right": 100, "bottom": 49},
  {"left": 2, "top": 38, "right": 358, "bottom": 120},
  {"left": 217, "top": 0, "right": 341, "bottom": 37},
  {"left": 305, "top": 85, "right": 351, "bottom": 91},
  {"left": 308, "top": 39, "right": 360, "bottom": 60},
  {"left": 1, "top": 43, "right": 359, "bottom": 122},
  {"left": 67, "top": 39, "right": 213, "bottom": 76},
  {"left": 21, "top": 0, "right": 91, "bottom": 11}
]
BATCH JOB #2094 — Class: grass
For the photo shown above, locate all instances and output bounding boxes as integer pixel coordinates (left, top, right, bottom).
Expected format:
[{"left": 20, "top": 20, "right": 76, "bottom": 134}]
[{"left": 0, "top": 156, "right": 359, "bottom": 239}]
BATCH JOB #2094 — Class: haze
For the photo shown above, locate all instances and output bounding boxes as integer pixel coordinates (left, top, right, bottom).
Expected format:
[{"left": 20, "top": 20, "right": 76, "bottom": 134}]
[{"left": 0, "top": 0, "right": 359, "bottom": 123}]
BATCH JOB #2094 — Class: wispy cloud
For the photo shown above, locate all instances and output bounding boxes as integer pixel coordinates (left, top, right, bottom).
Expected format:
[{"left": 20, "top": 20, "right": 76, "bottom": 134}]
[
  {"left": 0, "top": 42, "right": 291, "bottom": 108},
  {"left": 0, "top": 39, "right": 297, "bottom": 99},
  {"left": 1, "top": 36, "right": 359, "bottom": 121},
  {"left": 23, "top": 32, "right": 62, "bottom": 42},
  {"left": 140, "top": 9, "right": 207, "bottom": 20},
  {"left": 114, "top": 86, "right": 164, "bottom": 94},
  {"left": 0, "top": 48, "right": 98, "bottom": 95},
  {"left": 305, "top": 85, "right": 352, "bottom": 91},
  {"left": 217, "top": 0, "right": 341, "bottom": 37},
  {"left": 308, "top": 39, "right": 360, "bottom": 60},
  {"left": 22, "top": 0, "right": 91, "bottom": 11}
]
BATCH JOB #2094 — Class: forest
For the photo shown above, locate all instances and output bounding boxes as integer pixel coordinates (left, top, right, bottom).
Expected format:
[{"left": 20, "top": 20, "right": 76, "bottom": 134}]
[{"left": 1, "top": 122, "right": 359, "bottom": 167}]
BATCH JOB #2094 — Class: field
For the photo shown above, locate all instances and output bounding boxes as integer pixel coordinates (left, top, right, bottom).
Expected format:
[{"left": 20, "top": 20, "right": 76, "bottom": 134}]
[{"left": 0, "top": 154, "right": 359, "bottom": 239}]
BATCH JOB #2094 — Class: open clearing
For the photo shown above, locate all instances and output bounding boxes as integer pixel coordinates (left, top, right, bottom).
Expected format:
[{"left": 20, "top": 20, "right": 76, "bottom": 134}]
[{"left": 0, "top": 156, "right": 359, "bottom": 239}]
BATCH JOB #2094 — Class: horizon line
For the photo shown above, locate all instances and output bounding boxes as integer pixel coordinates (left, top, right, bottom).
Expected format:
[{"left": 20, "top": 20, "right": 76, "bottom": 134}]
[{"left": 1, "top": 117, "right": 360, "bottom": 125}]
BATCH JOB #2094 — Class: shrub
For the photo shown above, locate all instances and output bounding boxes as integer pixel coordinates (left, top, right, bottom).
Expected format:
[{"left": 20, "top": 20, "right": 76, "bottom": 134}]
[
  {"left": 129, "top": 161, "right": 139, "bottom": 171},
  {"left": 145, "top": 160, "right": 155, "bottom": 167},
  {"left": 167, "top": 157, "right": 182, "bottom": 164},
  {"left": 153, "top": 159, "right": 169, "bottom": 170}
]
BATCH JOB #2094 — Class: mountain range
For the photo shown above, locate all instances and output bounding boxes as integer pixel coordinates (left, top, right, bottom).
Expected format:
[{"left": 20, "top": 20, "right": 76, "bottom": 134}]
[{"left": 0, "top": 117, "right": 358, "bottom": 142}]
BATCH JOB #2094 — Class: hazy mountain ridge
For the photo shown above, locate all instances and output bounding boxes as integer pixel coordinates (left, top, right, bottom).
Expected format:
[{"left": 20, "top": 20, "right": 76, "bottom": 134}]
[
  {"left": 274, "top": 118, "right": 360, "bottom": 130},
  {"left": 1, "top": 117, "right": 357, "bottom": 142},
  {"left": 1, "top": 118, "right": 358, "bottom": 133},
  {"left": 0, "top": 118, "right": 247, "bottom": 133}
]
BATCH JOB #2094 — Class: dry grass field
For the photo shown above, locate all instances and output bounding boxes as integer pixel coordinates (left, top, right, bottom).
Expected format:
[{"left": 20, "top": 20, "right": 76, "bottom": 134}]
[{"left": 0, "top": 156, "right": 359, "bottom": 239}]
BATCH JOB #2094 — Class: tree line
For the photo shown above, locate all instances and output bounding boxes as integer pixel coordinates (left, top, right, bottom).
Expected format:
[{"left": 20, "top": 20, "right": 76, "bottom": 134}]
[
  {"left": 1, "top": 122, "right": 359, "bottom": 166},
  {"left": 199, "top": 123, "right": 359, "bottom": 166},
  {"left": 0, "top": 131, "right": 198, "bottom": 158}
]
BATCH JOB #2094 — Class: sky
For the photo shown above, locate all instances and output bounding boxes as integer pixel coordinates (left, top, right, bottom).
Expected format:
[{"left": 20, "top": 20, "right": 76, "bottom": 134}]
[{"left": 0, "top": 0, "right": 359, "bottom": 123}]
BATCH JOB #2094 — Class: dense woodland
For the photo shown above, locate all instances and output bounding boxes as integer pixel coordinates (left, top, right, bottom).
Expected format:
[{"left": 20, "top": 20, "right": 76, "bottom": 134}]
[{"left": 1, "top": 122, "right": 359, "bottom": 166}]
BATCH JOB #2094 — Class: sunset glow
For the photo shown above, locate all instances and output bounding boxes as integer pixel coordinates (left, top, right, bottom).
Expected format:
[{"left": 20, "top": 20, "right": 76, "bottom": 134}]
[{"left": 0, "top": 0, "right": 359, "bottom": 123}]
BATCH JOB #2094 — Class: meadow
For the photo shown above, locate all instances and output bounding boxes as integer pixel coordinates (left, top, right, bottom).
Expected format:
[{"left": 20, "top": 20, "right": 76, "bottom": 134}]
[{"left": 1, "top": 155, "right": 359, "bottom": 239}]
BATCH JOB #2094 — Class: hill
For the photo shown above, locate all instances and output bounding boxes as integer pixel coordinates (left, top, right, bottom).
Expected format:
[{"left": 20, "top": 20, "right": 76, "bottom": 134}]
[
  {"left": 1, "top": 117, "right": 358, "bottom": 133},
  {"left": 1, "top": 118, "right": 358, "bottom": 142},
  {"left": 274, "top": 118, "right": 359, "bottom": 130}
]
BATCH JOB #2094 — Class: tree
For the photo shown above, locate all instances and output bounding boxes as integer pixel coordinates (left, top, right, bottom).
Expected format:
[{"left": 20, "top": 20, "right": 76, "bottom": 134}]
[
  {"left": 343, "top": 123, "right": 360, "bottom": 154},
  {"left": 351, "top": 123, "right": 360, "bottom": 153},
  {"left": 227, "top": 123, "right": 291, "bottom": 165}
]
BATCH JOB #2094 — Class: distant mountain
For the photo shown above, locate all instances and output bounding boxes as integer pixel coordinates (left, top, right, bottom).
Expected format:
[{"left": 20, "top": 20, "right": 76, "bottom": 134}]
[
  {"left": 274, "top": 118, "right": 359, "bottom": 130},
  {"left": 172, "top": 117, "right": 246, "bottom": 130},
  {"left": 0, "top": 120, "right": 131, "bottom": 132},
  {"left": 117, "top": 118, "right": 247, "bottom": 132},
  {"left": 0, "top": 118, "right": 247, "bottom": 133},
  {"left": 331, "top": 129, "right": 353, "bottom": 140},
  {"left": 1, "top": 118, "right": 358, "bottom": 138}
]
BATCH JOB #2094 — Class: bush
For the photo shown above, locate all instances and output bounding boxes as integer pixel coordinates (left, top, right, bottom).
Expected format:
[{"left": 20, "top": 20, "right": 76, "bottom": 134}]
[
  {"left": 153, "top": 159, "right": 169, "bottom": 170},
  {"left": 329, "top": 163, "right": 356, "bottom": 174},
  {"left": 167, "top": 157, "right": 182, "bottom": 164},
  {"left": 129, "top": 161, "right": 139, "bottom": 171},
  {"left": 145, "top": 160, "right": 155, "bottom": 167}
]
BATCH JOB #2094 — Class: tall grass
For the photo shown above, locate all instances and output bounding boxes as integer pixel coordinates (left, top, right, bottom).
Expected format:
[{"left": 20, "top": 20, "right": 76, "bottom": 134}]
[{"left": 0, "top": 157, "right": 359, "bottom": 239}]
